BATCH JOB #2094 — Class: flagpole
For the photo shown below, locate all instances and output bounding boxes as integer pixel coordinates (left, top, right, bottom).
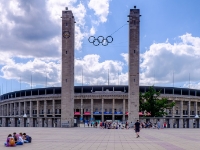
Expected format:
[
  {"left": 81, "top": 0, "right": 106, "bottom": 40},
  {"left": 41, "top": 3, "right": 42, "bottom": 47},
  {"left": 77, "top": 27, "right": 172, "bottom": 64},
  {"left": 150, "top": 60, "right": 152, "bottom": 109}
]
[
  {"left": 108, "top": 69, "right": 109, "bottom": 85},
  {"left": 20, "top": 76, "right": 21, "bottom": 91},
  {"left": 31, "top": 74, "right": 32, "bottom": 89},
  {"left": 118, "top": 71, "right": 119, "bottom": 85},
  {"left": 82, "top": 68, "right": 83, "bottom": 86},
  {"left": 189, "top": 73, "right": 190, "bottom": 89},
  {"left": 46, "top": 71, "right": 47, "bottom": 88},
  {"left": 173, "top": 71, "right": 174, "bottom": 87}
]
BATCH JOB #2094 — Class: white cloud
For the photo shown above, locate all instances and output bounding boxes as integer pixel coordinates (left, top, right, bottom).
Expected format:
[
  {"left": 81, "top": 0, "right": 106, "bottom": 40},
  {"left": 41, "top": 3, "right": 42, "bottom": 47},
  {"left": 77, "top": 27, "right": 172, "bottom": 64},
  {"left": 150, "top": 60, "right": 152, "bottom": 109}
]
[
  {"left": 9, "top": 0, "right": 25, "bottom": 16},
  {"left": 75, "top": 54, "right": 125, "bottom": 85},
  {"left": 90, "top": 26, "right": 96, "bottom": 35},
  {"left": 121, "top": 53, "right": 128, "bottom": 64},
  {"left": 1, "top": 58, "right": 61, "bottom": 87},
  {"left": 46, "top": 0, "right": 87, "bottom": 50},
  {"left": 140, "top": 33, "right": 200, "bottom": 88},
  {"left": 88, "top": 0, "right": 110, "bottom": 23},
  {"left": 1, "top": 53, "right": 128, "bottom": 86}
]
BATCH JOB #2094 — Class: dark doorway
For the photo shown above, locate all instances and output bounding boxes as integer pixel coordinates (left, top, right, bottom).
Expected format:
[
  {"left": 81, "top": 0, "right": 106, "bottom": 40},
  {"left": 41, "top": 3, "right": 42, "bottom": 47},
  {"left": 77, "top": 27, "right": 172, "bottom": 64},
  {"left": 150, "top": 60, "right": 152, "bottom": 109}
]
[
  {"left": 115, "top": 116, "right": 122, "bottom": 121},
  {"left": 53, "top": 118, "right": 57, "bottom": 127},
  {"left": 166, "top": 119, "right": 170, "bottom": 128},
  {"left": 104, "top": 115, "right": 112, "bottom": 121},
  {"left": 33, "top": 118, "right": 37, "bottom": 127},
  {"left": 6, "top": 118, "right": 10, "bottom": 127},
  {"left": 196, "top": 119, "right": 199, "bottom": 128},
  {"left": 94, "top": 116, "right": 101, "bottom": 121},
  {"left": 24, "top": 118, "right": 27, "bottom": 127},
  {"left": 176, "top": 119, "right": 179, "bottom": 128},
  {"left": 15, "top": 118, "right": 18, "bottom": 127}
]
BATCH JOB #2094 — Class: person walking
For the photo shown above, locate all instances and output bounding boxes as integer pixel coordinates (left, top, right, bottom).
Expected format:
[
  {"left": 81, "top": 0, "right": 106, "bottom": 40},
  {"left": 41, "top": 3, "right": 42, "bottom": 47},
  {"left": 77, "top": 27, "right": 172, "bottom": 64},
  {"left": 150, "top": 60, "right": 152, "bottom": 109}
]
[
  {"left": 157, "top": 120, "right": 161, "bottom": 129},
  {"left": 134, "top": 120, "right": 141, "bottom": 138}
]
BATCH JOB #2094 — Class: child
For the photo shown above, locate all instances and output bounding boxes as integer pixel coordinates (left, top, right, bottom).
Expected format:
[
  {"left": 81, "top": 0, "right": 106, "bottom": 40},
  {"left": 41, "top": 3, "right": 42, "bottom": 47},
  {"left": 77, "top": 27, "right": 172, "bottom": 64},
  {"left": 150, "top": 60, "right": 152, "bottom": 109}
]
[
  {"left": 16, "top": 133, "right": 24, "bottom": 145},
  {"left": 4, "top": 134, "right": 16, "bottom": 147}
]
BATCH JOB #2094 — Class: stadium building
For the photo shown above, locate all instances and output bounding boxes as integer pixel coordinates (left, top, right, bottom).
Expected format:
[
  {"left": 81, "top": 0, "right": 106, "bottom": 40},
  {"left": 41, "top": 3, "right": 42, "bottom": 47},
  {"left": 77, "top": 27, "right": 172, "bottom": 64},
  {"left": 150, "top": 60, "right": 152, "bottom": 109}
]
[{"left": 0, "top": 7, "right": 199, "bottom": 128}]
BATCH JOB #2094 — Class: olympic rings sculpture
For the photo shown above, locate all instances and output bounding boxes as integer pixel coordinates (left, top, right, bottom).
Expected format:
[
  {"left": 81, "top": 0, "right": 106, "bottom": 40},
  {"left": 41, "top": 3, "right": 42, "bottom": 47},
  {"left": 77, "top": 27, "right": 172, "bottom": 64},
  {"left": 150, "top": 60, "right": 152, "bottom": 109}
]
[{"left": 88, "top": 36, "right": 113, "bottom": 46}]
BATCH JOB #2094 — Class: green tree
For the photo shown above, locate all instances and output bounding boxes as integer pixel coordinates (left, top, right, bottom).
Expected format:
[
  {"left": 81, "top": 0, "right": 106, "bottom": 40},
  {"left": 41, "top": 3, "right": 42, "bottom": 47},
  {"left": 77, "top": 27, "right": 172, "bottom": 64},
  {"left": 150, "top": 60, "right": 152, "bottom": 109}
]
[{"left": 139, "top": 86, "right": 175, "bottom": 117}]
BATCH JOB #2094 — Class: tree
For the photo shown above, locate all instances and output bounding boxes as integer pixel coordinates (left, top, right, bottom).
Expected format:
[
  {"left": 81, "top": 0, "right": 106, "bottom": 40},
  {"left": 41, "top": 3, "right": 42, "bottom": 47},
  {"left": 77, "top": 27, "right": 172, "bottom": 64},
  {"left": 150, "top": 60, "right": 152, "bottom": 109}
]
[{"left": 139, "top": 86, "right": 175, "bottom": 117}]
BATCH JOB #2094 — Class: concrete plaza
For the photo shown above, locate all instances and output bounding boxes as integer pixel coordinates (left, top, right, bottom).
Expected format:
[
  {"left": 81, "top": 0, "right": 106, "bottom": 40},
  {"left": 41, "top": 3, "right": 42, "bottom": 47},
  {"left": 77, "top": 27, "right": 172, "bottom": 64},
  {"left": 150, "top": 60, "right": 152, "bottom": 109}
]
[{"left": 0, "top": 127, "right": 199, "bottom": 150}]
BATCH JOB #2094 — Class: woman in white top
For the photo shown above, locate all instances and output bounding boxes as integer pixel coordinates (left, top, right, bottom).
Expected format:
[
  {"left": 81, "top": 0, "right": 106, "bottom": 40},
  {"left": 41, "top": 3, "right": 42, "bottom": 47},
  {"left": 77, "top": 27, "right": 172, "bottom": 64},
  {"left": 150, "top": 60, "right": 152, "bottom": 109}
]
[{"left": 16, "top": 133, "right": 24, "bottom": 145}]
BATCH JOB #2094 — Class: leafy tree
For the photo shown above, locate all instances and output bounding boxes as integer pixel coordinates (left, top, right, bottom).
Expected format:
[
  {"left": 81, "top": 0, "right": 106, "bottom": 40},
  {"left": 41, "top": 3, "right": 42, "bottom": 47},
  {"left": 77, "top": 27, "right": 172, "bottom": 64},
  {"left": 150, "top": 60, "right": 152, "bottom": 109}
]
[{"left": 139, "top": 86, "right": 175, "bottom": 117}]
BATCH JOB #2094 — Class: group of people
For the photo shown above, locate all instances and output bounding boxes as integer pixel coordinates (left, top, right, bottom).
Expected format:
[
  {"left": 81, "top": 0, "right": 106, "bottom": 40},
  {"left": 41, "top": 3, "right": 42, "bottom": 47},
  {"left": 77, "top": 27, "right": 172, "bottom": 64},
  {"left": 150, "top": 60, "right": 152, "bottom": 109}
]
[
  {"left": 140, "top": 121, "right": 168, "bottom": 129},
  {"left": 86, "top": 121, "right": 98, "bottom": 128},
  {"left": 4, "top": 132, "right": 32, "bottom": 147},
  {"left": 99, "top": 121, "right": 129, "bottom": 129}
]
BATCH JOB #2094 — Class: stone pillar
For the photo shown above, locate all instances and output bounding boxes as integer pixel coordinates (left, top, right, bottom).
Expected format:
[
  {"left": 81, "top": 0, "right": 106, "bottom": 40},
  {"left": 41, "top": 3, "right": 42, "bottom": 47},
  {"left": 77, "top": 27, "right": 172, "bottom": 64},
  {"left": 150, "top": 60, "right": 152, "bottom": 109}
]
[
  {"left": 180, "top": 101, "right": 183, "bottom": 117},
  {"left": 102, "top": 99, "right": 104, "bottom": 122},
  {"left": 20, "top": 118, "right": 24, "bottom": 127},
  {"left": 123, "top": 99, "right": 125, "bottom": 122},
  {"left": 44, "top": 100, "right": 47, "bottom": 117},
  {"left": 0, "top": 105, "right": 1, "bottom": 116},
  {"left": 81, "top": 99, "right": 83, "bottom": 122},
  {"left": 10, "top": 118, "right": 15, "bottom": 127},
  {"left": 57, "top": 119, "right": 61, "bottom": 127},
  {"left": 195, "top": 101, "right": 198, "bottom": 115},
  {"left": 10, "top": 103, "right": 12, "bottom": 116},
  {"left": 29, "top": 118, "right": 33, "bottom": 127},
  {"left": 160, "top": 118, "right": 164, "bottom": 128},
  {"left": 172, "top": 100, "right": 175, "bottom": 117},
  {"left": 48, "top": 118, "right": 52, "bottom": 127},
  {"left": 112, "top": 99, "right": 115, "bottom": 122},
  {"left": 24, "top": 101, "right": 26, "bottom": 115},
  {"left": 91, "top": 99, "right": 93, "bottom": 121},
  {"left": 179, "top": 119, "right": 183, "bottom": 128},
  {"left": 53, "top": 100, "right": 55, "bottom": 117},
  {"left": 61, "top": 9, "right": 75, "bottom": 128},
  {"left": 128, "top": 7, "right": 140, "bottom": 123},
  {"left": 169, "top": 119, "right": 174, "bottom": 128},
  {"left": 30, "top": 101, "right": 32, "bottom": 117},
  {"left": 14, "top": 103, "right": 16, "bottom": 116},
  {"left": 189, "top": 119, "right": 193, "bottom": 128},
  {"left": 188, "top": 100, "right": 191, "bottom": 117},
  {"left": 38, "top": 118, "right": 42, "bottom": 127},
  {"left": 2, "top": 118, "right": 6, "bottom": 127},
  {"left": 19, "top": 102, "right": 21, "bottom": 116},
  {"left": 37, "top": 101, "right": 39, "bottom": 117},
  {"left": 7, "top": 104, "right": 9, "bottom": 116}
]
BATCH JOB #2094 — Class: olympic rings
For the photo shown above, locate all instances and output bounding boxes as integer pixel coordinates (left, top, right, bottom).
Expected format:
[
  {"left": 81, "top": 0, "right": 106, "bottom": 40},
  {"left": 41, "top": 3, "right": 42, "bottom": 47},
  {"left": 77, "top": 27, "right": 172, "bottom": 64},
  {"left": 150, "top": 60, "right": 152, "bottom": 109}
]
[{"left": 88, "top": 36, "right": 113, "bottom": 46}]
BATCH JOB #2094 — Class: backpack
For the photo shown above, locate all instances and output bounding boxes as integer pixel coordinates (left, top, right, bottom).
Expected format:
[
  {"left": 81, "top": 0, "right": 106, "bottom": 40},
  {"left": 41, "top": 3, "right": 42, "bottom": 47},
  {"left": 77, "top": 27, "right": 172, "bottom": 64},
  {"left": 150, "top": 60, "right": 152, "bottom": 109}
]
[
  {"left": 9, "top": 137, "right": 15, "bottom": 146},
  {"left": 28, "top": 136, "right": 32, "bottom": 143}
]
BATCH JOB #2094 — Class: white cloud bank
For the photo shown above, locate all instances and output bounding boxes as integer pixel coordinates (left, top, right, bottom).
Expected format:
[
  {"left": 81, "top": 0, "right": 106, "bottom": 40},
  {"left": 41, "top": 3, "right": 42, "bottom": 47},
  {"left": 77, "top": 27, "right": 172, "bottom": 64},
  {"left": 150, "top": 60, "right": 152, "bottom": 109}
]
[
  {"left": 140, "top": 33, "right": 200, "bottom": 89},
  {"left": 88, "top": 0, "right": 110, "bottom": 23}
]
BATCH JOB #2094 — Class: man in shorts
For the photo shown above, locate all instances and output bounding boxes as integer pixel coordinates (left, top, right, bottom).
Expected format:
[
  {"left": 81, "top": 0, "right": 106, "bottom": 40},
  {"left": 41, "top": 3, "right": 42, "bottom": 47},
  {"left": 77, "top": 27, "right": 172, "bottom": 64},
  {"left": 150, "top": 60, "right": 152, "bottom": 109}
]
[{"left": 134, "top": 120, "right": 141, "bottom": 138}]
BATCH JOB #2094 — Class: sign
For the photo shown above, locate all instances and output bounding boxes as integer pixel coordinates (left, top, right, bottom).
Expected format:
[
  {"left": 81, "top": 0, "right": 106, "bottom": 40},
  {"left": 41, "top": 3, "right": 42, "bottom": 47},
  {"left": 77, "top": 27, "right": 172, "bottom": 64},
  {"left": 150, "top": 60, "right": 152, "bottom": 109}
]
[
  {"left": 93, "top": 112, "right": 102, "bottom": 114},
  {"left": 62, "top": 122, "right": 69, "bottom": 128},
  {"left": 74, "top": 112, "right": 80, "bottom": 115},
  {"left": 104, "top": 112, "right": 112, "bottom": 114},
  {"left": 84, "top": 112, "right": 91, "bottom": 115},
  {"left": 114, "top": 112, "right": 123, "bottom": 114}
]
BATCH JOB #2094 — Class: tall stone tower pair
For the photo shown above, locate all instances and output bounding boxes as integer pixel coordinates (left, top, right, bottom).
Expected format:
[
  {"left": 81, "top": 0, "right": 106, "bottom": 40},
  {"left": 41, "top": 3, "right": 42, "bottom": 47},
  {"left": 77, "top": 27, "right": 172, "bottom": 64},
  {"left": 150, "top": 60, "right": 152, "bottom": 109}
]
[{"left": 61, "top": 6, "right": 140, "bottom": 127}]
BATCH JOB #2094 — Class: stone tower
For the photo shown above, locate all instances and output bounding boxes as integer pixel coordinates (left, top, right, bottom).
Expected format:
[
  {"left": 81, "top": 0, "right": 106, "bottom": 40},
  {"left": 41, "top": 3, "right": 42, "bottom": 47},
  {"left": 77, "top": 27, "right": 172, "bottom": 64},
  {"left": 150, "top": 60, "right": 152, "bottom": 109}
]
[
  {"left": 128, "top": 6, "right": 140, "bottom": 123},
  {"left": 61, "top": 8, "right": 75, "bottom": 127}
]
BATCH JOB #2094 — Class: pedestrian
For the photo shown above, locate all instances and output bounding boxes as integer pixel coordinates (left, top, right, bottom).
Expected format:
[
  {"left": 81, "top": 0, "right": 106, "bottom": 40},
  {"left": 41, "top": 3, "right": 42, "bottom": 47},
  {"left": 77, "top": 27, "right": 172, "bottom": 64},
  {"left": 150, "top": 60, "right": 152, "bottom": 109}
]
[
  {"left": 157, "top": 120, "right": 161, "bottom": 129},
  {"left": 134, "top": 120, "right": 141, "bottom": 138}
]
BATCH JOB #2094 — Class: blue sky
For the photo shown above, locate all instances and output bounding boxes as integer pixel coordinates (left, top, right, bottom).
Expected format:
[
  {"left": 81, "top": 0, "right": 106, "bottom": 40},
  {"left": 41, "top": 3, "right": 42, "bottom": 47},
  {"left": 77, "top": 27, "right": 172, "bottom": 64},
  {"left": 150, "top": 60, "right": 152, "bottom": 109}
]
[{"left": 0, "top": 0, "right": 200, "bottom": 94}]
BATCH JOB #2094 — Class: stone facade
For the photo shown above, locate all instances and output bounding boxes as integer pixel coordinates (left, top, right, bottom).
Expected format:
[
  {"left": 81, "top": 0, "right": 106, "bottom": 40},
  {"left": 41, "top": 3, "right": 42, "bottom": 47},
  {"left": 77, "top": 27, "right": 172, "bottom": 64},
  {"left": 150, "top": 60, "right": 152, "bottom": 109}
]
[
  {"left": 128, "top": 6, "right": 140, "bottom": 123},
  {"left": 61, "top": 8, "right": 75, "bottom": 127},
  {"left": 0, "top": 89, "right": 200, "bottom": 128}
]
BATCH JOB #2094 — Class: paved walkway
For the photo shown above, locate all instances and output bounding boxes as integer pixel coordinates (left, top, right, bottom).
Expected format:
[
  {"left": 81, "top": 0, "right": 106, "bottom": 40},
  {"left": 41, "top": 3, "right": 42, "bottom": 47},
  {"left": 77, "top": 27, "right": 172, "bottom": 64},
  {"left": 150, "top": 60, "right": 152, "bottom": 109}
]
[{"left": 0, "top": 127, "right": 199, "bottom": 150}]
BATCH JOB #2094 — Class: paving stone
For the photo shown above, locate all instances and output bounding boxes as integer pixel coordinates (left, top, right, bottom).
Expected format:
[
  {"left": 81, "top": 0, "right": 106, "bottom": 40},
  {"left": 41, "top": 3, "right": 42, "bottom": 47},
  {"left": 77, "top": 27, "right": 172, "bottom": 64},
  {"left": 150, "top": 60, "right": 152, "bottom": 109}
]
[{"left": 0, "top": 127, "right": 200, "bottom": 150}]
